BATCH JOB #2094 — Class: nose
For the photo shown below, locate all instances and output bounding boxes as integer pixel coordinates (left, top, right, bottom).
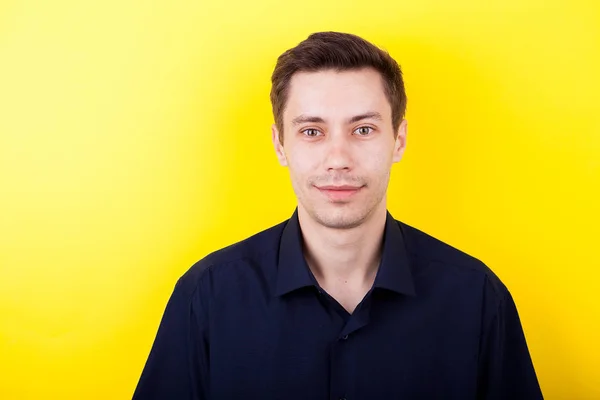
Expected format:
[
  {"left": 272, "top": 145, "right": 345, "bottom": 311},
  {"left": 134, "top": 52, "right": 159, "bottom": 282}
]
[{"left": 323, "top": 132, "right": 354, "bottom": 172}]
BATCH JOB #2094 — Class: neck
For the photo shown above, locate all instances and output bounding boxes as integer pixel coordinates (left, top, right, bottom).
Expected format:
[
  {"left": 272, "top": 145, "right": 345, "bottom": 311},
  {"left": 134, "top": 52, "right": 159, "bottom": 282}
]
[{"left": 297, "top": 202, "right": 387, "bottom": 289}]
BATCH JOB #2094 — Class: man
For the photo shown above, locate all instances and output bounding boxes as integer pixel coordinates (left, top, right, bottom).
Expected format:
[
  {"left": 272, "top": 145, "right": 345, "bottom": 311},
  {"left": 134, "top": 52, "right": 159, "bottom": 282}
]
[{"left": 133, "top": 32, "right": 543, "bottom": 399}]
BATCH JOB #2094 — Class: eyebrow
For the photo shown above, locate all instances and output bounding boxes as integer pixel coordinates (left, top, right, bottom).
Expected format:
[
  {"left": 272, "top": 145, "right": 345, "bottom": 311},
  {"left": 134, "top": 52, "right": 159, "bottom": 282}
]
[{"left": 291, "top": 112, "right": 383, "bottom": 126}]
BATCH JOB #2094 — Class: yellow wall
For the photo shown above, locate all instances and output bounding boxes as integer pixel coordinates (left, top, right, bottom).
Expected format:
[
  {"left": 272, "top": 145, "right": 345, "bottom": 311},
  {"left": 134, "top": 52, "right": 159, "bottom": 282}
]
[{"left": 1, "top": 0, "right": 598, "bottom": 398}]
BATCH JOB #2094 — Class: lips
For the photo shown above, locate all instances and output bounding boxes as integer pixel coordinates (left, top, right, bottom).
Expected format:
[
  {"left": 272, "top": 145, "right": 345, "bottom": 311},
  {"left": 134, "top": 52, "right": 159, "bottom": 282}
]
[
  {"left": 315, "top": 185, "right": 363, "bottom": 201},
  {"left": 316, "top": 185, "right": 362, "bottom": 190}
]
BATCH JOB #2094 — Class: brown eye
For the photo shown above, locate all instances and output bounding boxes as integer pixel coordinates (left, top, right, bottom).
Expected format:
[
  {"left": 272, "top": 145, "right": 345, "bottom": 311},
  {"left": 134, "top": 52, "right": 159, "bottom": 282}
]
[
  {"left": 354, "top": 126, "right": 373, "bottom": 136},
  {"left": 302, "top": 129, "right": 320, "bottom": 137}
]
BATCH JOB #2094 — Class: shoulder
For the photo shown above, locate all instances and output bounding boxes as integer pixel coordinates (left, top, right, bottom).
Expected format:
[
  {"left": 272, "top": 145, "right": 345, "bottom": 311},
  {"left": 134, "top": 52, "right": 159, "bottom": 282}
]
[
  {"left": 398, "top": 220, "right": 508, "bottom": 302},
  {"left": 174, "top": 218, "right": 288, "bottom": 295}
]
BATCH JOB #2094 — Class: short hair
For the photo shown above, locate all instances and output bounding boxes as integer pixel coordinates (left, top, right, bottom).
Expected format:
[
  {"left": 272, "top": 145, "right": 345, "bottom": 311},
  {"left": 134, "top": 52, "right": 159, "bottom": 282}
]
[{"left": 270, "top": 31, "right": 407, "bottom": 145}]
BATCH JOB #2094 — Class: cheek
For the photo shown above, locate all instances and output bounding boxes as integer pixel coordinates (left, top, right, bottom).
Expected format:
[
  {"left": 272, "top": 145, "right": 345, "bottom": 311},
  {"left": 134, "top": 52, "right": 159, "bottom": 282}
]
[
  {"left": 289, "top": 162, "right": 312, "bottom": 184},
  {"left": 287, "top": 148, "right": 317, "bottom": 176},
  {"left": 365, "top": 147, "right": 392, "bottom": 169},
  {"left": 365, "top": 152, "right": 393, "bottom": 184}
]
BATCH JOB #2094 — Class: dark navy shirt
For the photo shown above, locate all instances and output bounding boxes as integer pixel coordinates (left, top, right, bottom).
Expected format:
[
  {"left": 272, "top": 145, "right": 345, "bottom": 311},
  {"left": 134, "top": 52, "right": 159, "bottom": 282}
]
[{"left": 133, "top": 208, "right": 542, "bottom": 399}]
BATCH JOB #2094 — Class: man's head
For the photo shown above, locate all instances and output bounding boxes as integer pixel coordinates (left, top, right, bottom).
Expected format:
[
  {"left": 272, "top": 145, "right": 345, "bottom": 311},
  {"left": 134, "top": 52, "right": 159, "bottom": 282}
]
[{"left": 270, "top": 32, "right": 408, "bottom": 229}]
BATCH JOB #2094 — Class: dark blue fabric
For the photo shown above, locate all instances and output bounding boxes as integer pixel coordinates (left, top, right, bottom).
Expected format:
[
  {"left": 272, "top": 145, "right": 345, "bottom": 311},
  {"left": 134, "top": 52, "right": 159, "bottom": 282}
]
[{"left": 133, "top": 207, "right": 542, "bottom": 399}]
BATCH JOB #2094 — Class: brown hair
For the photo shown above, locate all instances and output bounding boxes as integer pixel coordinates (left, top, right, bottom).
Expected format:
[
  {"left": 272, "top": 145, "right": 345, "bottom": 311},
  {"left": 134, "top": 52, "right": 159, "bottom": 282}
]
[{"left": 270, "top": 31, "right": 407, "bottom": 145}]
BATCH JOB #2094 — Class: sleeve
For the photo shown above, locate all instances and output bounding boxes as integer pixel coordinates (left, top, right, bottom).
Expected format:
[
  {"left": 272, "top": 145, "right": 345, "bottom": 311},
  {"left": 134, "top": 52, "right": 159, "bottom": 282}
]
[
  {"left": 132, "top": 277, "right": 209, "bottom": 400},
  {"left": 477, "top": 287, "right": 543, "bottom": 399}
]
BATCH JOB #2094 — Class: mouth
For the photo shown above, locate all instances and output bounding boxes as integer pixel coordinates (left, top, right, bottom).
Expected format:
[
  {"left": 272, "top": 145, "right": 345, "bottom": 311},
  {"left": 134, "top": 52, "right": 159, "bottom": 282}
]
[{"left": 315, "top": 185, "right": 364, "bottom": 201}]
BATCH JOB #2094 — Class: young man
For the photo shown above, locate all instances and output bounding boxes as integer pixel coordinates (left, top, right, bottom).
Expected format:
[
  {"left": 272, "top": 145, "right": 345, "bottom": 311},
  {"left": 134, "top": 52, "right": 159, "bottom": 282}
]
[{"left": 133, "top": 32, "right": 543, "bottom": 399}]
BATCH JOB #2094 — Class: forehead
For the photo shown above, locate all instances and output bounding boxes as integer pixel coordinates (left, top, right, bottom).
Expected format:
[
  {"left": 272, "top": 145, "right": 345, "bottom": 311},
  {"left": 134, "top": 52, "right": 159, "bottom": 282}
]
[{"left": 284, "top": 68, "right": 391, "bottom": 122}]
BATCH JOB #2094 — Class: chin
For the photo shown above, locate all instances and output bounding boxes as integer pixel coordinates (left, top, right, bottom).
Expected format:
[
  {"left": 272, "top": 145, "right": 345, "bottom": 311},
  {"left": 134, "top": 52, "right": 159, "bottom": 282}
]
[{"left": 312, "top": 205, "right": 368, "bottom": 230}]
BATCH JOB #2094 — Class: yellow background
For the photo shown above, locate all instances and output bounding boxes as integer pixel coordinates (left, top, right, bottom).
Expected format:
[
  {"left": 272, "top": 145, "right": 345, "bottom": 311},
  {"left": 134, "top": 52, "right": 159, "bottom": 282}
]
[{"left": 1, "top": 0, "right": 599, "bottom": 398}]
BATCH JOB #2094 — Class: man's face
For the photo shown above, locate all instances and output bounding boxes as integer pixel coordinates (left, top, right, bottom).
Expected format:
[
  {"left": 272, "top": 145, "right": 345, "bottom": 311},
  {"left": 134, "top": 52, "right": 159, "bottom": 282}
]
[{"left": 272, "top": 68, "right": 407, "bottom": 229}]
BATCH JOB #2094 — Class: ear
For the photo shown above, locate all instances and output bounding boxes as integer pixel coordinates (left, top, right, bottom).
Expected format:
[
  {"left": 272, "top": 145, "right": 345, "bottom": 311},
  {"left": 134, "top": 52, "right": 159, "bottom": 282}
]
[
  {"left": 271, "top": 123, "right": 288, "bottom": 167},
  {"left": 392, "top": 119, "right": 408, "bottom": 163}
]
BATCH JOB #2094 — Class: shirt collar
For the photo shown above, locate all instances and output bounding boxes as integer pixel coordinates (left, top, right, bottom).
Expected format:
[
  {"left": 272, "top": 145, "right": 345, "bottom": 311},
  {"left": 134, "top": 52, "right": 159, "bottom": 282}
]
[{"left": 275, "top": 207, "right": 416, "bottom": 297}]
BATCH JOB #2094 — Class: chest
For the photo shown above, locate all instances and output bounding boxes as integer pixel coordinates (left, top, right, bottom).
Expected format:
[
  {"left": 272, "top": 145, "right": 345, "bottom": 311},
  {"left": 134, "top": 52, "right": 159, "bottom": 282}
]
[
  {"left": 321, "top": 285, "right": 369, "bottom": 314},
  {"left": 207, "top": 291, "right": 481, "bottom": 400}
]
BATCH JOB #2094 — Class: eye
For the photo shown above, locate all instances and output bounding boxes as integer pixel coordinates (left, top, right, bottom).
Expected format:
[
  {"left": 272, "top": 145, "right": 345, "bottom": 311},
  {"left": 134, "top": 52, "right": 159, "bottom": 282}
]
[
  {"left": 354, "top": 126, "right": 374, "bottom": 136},
  {"left": 301, "top": 128, "right": 321, "bottom": 137}
]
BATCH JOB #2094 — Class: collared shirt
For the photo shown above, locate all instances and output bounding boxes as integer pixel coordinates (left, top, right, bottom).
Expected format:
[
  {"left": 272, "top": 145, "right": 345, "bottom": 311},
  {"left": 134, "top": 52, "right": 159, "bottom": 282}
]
[{"left": 133, "top": 208, "right": 543, "bottom": 400}]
